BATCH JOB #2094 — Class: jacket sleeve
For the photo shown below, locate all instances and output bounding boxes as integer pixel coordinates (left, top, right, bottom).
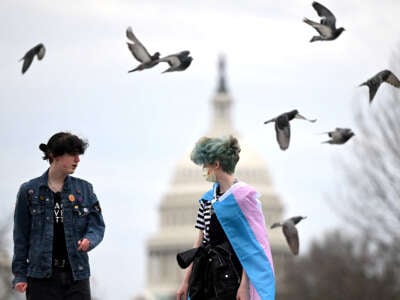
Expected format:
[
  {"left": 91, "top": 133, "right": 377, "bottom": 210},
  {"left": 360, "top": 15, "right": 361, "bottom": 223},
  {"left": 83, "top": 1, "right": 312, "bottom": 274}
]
[
  {"left": 12, "top": 184, "right": 30, "bottom": 286},
  {"left": 84, "top": 184, "right": 105, "bottom": 251}
]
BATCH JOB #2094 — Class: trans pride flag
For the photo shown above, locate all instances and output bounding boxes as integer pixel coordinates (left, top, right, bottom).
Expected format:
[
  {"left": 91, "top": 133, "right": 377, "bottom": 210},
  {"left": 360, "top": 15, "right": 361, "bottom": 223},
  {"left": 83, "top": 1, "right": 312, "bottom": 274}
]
[{"left": 202, "top": 181, "right": 276, "bottom": 300}]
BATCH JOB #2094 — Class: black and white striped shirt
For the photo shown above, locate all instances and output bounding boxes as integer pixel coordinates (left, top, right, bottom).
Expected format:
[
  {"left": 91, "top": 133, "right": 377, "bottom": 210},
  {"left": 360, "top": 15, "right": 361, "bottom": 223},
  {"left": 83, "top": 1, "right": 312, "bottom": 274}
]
[
  {"left": 195, "top": 199, "right": 213, "bottom": 243},
  {"left": 195, "top": 180, "right": 239, "bottom": 243}
]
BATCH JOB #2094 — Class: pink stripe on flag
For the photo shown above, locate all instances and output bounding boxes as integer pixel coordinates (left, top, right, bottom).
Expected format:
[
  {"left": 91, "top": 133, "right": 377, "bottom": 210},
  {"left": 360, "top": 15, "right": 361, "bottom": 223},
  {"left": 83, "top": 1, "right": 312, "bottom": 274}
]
[{"left": 231, "top": 183, "right": 275, "bottom": 274}]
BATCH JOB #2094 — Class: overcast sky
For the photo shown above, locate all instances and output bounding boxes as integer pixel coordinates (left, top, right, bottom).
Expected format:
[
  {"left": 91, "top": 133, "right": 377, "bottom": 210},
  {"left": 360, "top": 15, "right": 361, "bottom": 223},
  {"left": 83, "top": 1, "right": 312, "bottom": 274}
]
[{"left": 1, "top": 1, "right": 400, "bottom": 299}]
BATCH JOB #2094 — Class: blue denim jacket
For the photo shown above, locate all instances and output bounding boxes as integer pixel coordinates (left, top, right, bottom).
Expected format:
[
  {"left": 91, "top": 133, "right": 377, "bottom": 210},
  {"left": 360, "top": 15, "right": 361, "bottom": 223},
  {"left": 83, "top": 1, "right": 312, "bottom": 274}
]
[{"left": 12, "top": 170, "right": 105, "bottom": 285}]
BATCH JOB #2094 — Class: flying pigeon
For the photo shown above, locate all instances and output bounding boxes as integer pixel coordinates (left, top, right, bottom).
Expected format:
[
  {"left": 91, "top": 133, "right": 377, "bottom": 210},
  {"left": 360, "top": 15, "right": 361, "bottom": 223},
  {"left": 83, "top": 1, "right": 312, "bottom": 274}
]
[
  {"left": 264, "top": 110, "right": 317, "bottom": 151},
  {"left": 271, "top": 216, "right": 307, "bottom": 255},
  {"left": 19, "top": 43, "right": 46, "bottom": 74},
  {"left": 303, "top": 1, "right": 345, "bottom": 42},
  {"left": 157, "top": 50, "right": 193, "bottom": 73},
  {"left": 322, "top": 127, "right": 354, "bottom": 144},
  {"left": 359, "top": 70, "right": 400, "bottom": 103},
  {"left": 126, "top": 27, "right": 160, "bottom": 72}
]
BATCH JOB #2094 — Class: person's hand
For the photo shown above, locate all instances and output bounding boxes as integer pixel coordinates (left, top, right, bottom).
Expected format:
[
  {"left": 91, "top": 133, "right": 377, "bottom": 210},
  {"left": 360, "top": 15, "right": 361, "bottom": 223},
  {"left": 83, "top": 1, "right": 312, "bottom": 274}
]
[
  {"left": 15, "top": 282, "right": 27, "bottom": 293},
  {"left": 176, "top": 281, "right": 189, "bottom": 300},
  {"left": 77, "top": 238, "right": 90, "bottom": 252},
  {"left": 236, "top": 284, "right": 250, "bottom": 300}
]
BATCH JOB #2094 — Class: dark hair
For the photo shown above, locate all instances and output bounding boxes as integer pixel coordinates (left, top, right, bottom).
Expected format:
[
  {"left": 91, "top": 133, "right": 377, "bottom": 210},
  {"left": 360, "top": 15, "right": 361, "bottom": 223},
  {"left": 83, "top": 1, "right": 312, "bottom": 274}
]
[
  {"left": 190, "top": 135, "right": 241, "bottom": 174},
  {"left": 39, "top": 132, "right": 88, "bottom": 163}
]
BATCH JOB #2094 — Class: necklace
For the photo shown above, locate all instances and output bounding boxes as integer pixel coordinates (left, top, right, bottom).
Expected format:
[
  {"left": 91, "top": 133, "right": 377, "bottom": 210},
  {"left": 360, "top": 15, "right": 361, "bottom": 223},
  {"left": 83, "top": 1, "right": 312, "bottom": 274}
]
[{"left": 48, "top": 180, "right": 63, "bottom": 192}]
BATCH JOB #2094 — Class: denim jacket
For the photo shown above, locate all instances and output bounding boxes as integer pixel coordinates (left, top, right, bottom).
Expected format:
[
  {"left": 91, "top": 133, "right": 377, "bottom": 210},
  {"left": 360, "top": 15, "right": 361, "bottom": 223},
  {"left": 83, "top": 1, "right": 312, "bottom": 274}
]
[{"left": 12, "top": 170, "right": 105, "bottom": 286}]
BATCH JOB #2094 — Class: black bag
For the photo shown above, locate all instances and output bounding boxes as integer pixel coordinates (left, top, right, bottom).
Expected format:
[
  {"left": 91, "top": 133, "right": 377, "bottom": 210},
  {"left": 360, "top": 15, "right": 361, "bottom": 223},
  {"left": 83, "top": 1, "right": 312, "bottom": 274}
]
[
  {"left": 209, "top": 244, "right": 241, "bottom": 298},
  {"left": 188, "top": 243, "right": 241, "bottom": 300},
  {"left": 188, "top": 249, "right": 207, "bottom": 300},
  {"left": 176, "top": 247, "right": 200, "bottom": 269}
]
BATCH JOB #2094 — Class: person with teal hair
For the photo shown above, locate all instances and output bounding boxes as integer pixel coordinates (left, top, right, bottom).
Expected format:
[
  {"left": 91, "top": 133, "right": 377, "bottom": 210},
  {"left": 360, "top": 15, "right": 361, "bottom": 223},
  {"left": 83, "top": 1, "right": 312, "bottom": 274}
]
[{"left": 176, "top": 135, "right": 275, "bottom": 300}]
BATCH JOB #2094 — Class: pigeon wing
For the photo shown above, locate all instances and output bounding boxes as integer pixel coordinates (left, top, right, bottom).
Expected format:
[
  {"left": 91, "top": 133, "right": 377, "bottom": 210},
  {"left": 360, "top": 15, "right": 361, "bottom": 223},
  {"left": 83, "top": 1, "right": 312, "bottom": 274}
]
[
  {"left": 126, "top": 26, "right": 138, "bottom": 43},
  {"left": 20, "top": 48, "right": 36, "bottom": 74},
  {"left": 385, "top": 71, "right": 400, "bottom": 88},
  {"left": 367, "top": 81, "right": 380, "bottom": 103},
  {"left": 312, "top": 1, "right": 336, "bottom": 28},
  {"left": 328, "top": 128, "right": 353, "bottom": 144},
  {"left": 303, "top": 18, "right": 333, "bottom": 37},
  {"left": 361, "top": 72, "right": 384, "bottom": 102},
  {"left": 275, "top": 116, "right": 291, "bottom": 150},
  {"left": 158, "top": 54, "right": 181, "bottom": 67},
  {"left": 126, "top": 27, "right": 152, "bottom": 63},
  {"left": 282, "top": 223, "right": 300, "bottom": 255},
  {"left": 127, "top": 43, "right": 152, "bottom": 63}
]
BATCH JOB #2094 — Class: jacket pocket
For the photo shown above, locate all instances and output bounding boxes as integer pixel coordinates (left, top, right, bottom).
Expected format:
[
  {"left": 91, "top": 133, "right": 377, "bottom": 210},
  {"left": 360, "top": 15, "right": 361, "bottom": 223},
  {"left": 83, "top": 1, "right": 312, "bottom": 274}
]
[
  {"left": 72, "top": 206, "right": 89, "bottom": 234},
  {"left": 29, "top": 206, "right": 45, "bottom": 231}
]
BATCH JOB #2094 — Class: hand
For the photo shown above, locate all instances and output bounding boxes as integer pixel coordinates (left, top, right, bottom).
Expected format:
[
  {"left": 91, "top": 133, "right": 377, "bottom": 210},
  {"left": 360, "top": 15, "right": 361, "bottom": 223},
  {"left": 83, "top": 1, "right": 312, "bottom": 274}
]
[
  {"left": 15, "top": 282, "right": 27, "bottom": 293},
  {"left": 77, "top": 238, "right": 90, "bottom": 252},
  {"left": 176, "top": 281, "right": 189, "bottom": 300},
  {"left": 236, "top": 284, "right": 250, "bottom": 300}
]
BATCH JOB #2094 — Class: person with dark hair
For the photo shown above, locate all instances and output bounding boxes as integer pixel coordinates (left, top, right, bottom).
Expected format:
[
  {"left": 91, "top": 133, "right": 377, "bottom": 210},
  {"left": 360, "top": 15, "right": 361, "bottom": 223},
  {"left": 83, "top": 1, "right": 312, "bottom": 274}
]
[
  {"left": 176, "top": 135, "right": 275, "bottom": 300},
  {"left": 12, "top": 132, "right": 105, "bottom": 300}
]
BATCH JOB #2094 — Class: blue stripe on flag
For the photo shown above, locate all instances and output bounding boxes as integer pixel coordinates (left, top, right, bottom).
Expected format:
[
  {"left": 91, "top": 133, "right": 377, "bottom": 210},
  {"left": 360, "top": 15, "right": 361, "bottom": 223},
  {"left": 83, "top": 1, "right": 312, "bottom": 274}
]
[{"left": 214, "top": 193, "right": 275, "bottom": 300}]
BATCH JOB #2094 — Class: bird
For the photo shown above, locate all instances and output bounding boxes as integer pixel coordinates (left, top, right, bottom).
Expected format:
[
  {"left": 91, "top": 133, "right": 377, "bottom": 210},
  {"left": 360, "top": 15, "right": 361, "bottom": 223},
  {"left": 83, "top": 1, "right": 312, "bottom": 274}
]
[
  {"left": 303, "top": 1, "right": 345, "bottom": 42},
  {"left": 19, "top": 43, "right": 46, "bottom": 74},
  {"left": 359, "top": 70, "right": 400, "bottom": 103},
  {"left": 271, "top": 216, "right": 307, "bottom": 255},
  {"left": 322, "top": 127, "right": 354, "bottom": 144},
  {"left": 126, "top": 26, "right": 160, "bottom": 72},
  {"left": 156, "top": 51, "right": 193, "bottom": 73},
  {"left": 264, "top": 110, "right": 317, "bottom": 151}
]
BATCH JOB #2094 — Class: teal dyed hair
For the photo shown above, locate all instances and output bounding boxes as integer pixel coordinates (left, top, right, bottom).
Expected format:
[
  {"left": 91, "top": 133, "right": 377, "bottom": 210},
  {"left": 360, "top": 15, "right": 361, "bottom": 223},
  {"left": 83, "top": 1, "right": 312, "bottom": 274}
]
[{"left": 190, "top": 135, "right": 241, "bottom": 174}]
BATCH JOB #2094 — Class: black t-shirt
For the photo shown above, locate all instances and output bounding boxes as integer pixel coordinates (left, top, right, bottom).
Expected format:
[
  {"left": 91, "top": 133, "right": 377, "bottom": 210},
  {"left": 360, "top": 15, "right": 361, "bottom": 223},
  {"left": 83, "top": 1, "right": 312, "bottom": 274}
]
[{"left": 52, "top": 192, "right": 70, "bottom": 268}]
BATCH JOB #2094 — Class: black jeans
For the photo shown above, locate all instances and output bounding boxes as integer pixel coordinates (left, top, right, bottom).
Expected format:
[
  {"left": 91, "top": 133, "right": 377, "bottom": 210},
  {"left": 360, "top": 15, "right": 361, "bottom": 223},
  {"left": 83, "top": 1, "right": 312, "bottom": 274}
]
[{"left": 26, "top": 269, "right": 91, "bottom": 300}]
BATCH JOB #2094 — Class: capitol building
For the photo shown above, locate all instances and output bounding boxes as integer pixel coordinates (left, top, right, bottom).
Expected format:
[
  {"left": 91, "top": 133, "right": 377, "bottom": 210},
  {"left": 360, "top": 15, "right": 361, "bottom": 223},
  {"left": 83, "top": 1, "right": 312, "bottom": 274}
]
[{"left": 135, "top": 56, "right": 290, "bottom": 300}]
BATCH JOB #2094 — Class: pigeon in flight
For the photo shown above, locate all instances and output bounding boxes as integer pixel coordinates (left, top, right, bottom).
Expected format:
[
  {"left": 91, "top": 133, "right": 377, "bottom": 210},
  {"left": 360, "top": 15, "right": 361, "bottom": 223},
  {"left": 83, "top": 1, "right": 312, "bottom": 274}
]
[
  {"left": 303, "top": 1, "right": 345, "bottom": 42},
  {"left": 271, "top": 216, "right": 307, "bottom": 256},
  {"left": 157, "top": 51, "right": 193, "bottom": 73},
  {"left": 19, "top": 43, "right": 46, "bottom": 74},
  {"left": 359, "top": 70, "right": 400, "bottom": 103},
  {"left": 264, "top": 110, "right": 317, "bottom": 151},
  {"left": 126, "top": 27, "right": 160, "bottom": 72},
  {"left": 322, "top": 128, "right": 354, "bottom": 145}
]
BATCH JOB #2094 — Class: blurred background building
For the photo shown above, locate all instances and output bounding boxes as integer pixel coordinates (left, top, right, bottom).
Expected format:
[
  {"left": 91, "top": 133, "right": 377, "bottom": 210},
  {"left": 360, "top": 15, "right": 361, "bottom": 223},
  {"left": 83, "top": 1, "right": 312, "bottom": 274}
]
[{"left": 134, "top": 56, "right": 290, "bottom": 300}]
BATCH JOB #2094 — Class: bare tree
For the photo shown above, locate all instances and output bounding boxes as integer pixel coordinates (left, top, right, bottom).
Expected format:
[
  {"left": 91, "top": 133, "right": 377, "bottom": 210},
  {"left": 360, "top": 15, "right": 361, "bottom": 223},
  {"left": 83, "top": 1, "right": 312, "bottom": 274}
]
[
  {"left": 334, "top": 47, "right": 400, "bottom": 246},
  {"left": 280, "top": 230, "right": 400, "bottom": 300},
  {"left": 279, "top": 47, "right": 400, "bottom": 300}
]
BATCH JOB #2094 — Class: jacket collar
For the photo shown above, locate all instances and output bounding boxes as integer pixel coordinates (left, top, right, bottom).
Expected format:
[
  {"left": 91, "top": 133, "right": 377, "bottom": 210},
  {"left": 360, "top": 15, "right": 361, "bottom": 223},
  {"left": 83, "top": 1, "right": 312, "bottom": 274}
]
[
  {"left": 38, "top": 170, "right": 49, "bottom": 187},
  {"left": 38, "top": 169, "right": 72, "bottom": 191}
]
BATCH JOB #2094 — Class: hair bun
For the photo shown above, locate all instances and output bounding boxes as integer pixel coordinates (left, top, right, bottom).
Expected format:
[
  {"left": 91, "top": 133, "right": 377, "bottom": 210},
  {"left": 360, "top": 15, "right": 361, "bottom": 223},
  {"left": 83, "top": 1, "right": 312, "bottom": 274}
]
[
  {"left": 39, "top": 143, "right": 48, "bottom": 152},
  {"left": 228, "top": 135, "right": 241, "bottom": 155}
]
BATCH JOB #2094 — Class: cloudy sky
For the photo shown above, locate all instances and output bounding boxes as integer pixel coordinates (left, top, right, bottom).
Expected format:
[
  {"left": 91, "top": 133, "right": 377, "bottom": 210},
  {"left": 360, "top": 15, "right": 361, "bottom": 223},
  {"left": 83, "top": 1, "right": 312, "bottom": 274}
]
[{"left": 1, "top": 1, "right": 400, "bottom": 299}]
